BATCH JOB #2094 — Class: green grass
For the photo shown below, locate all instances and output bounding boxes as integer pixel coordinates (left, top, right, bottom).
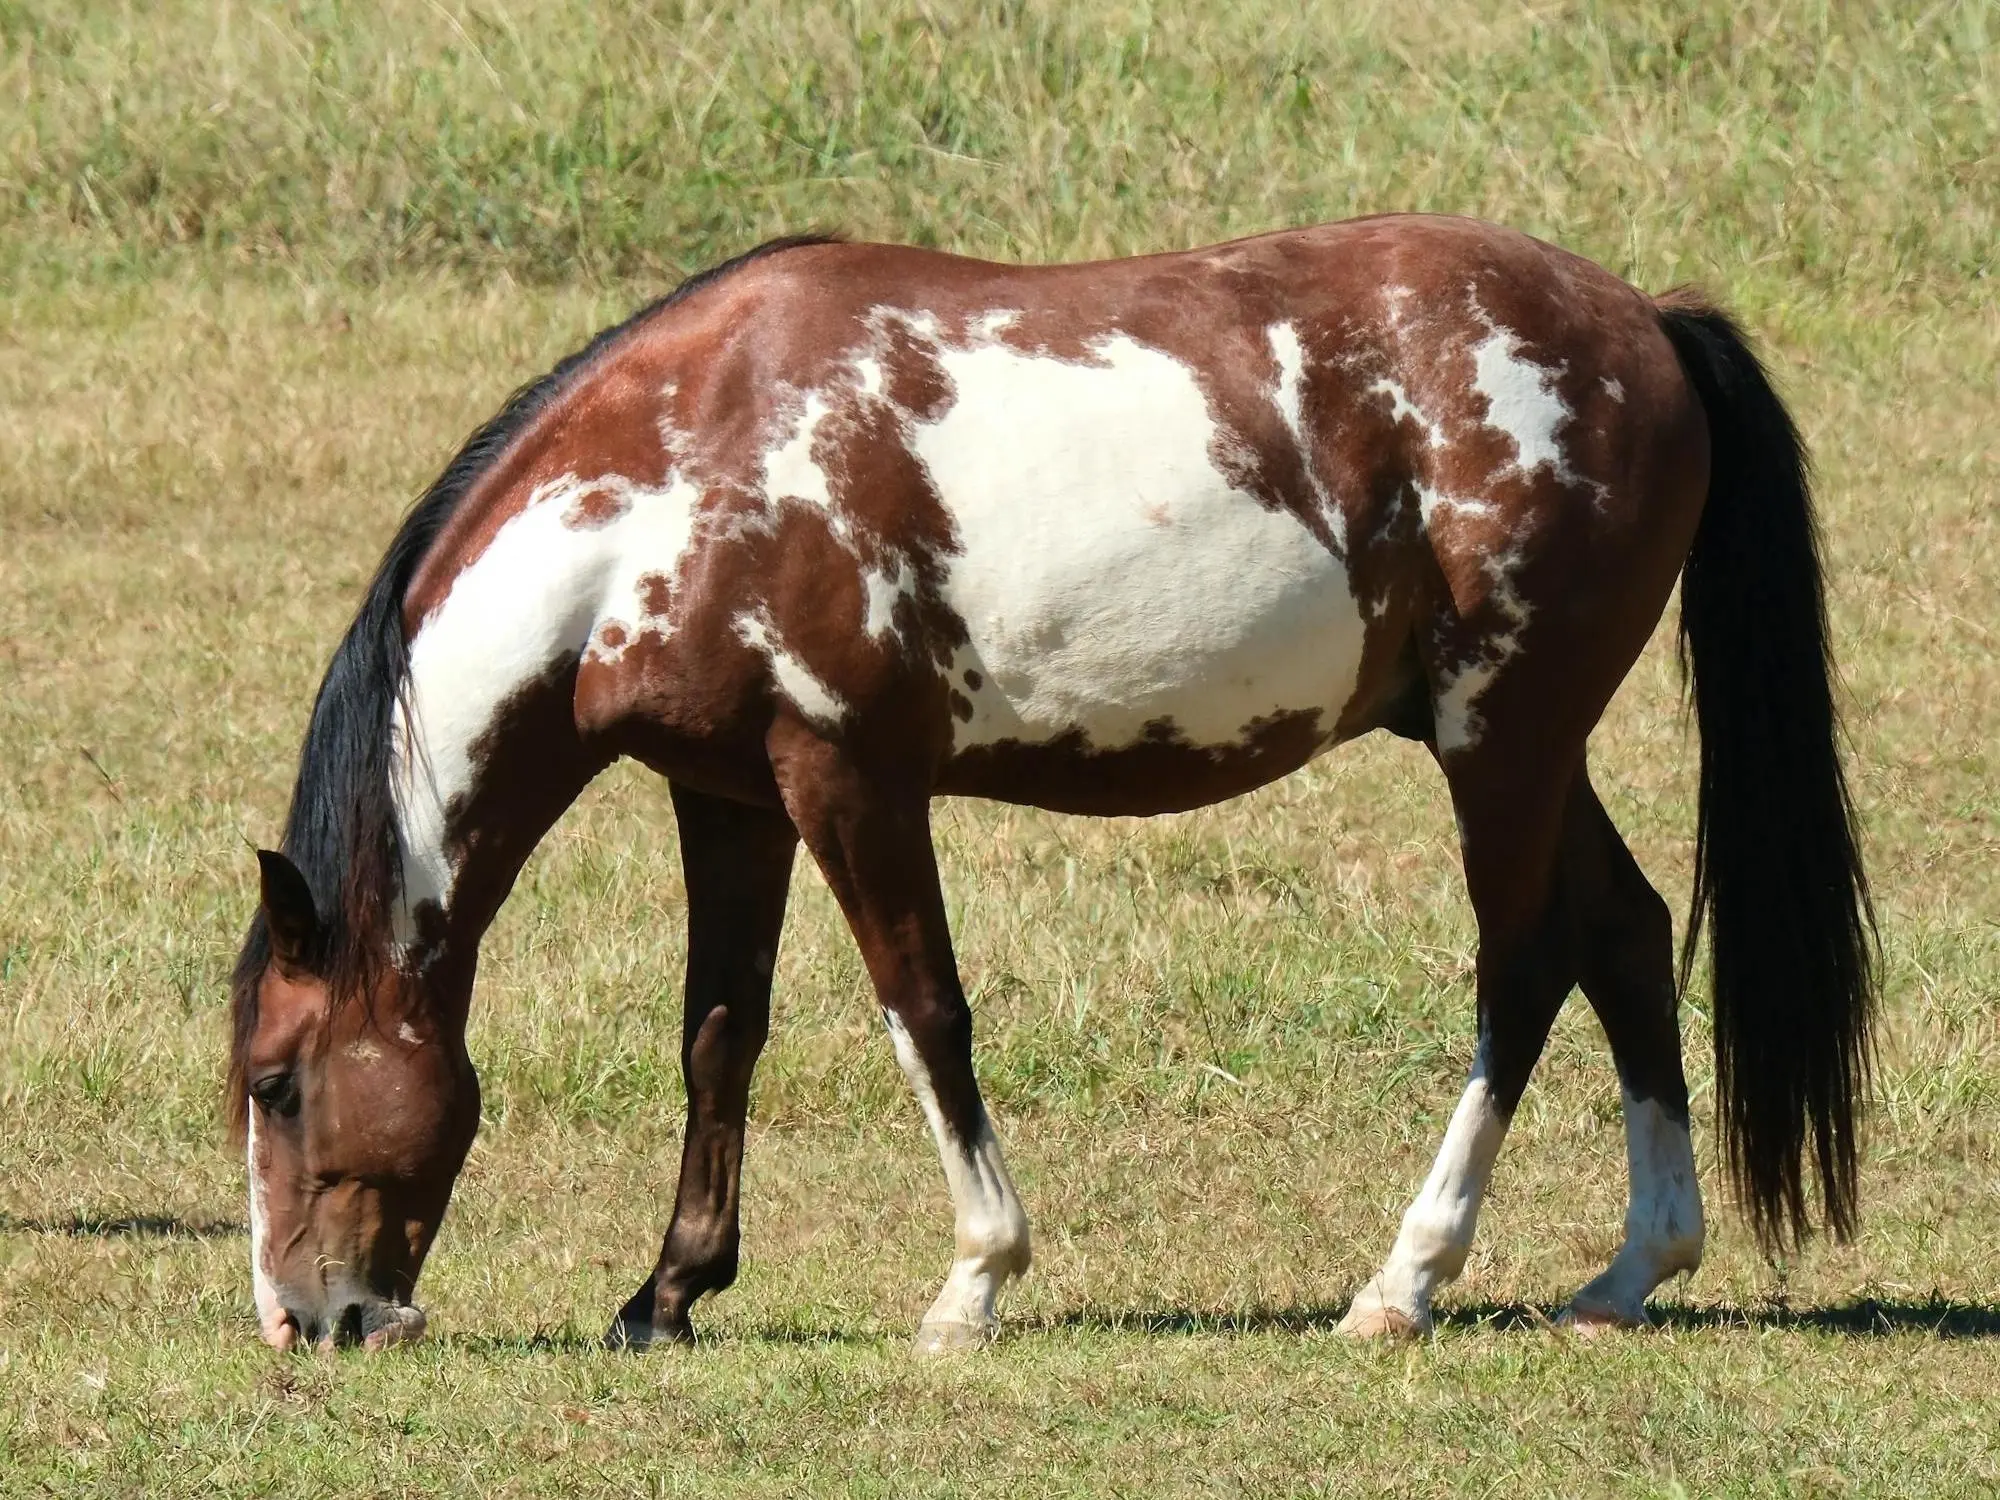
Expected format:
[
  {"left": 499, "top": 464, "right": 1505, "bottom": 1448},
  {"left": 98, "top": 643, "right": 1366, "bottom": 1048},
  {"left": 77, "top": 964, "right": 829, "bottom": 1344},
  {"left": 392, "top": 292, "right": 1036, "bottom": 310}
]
[{"left": 2, "top": 1, "right": 1999, "bottom": 1494}]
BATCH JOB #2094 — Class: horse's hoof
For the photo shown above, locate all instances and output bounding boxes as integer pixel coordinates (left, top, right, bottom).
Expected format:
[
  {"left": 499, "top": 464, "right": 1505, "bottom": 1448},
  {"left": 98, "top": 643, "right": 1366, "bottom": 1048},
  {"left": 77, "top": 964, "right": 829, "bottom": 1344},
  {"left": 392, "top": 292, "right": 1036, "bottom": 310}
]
[
  {"left": 1336, "top": 1304, "right": 1425, "bottom": 1341},
  {"left": 914, "top": 1319, "right": 995, "bottom": 1355},
  {"left": 605, "top": 1313, "right": 694, "bottom": 1351},
  {"left": 1557, "top": 1301, "right": 1650, "bottom": 1337}
]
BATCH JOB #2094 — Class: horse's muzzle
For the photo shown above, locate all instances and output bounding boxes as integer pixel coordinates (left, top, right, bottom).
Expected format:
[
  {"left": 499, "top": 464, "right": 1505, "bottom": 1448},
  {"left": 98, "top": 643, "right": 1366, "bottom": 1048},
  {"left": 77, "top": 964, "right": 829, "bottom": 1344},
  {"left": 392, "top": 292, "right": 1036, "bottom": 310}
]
[{"left": 262, "top": 1295, "right": 427, "bottom": 1352}]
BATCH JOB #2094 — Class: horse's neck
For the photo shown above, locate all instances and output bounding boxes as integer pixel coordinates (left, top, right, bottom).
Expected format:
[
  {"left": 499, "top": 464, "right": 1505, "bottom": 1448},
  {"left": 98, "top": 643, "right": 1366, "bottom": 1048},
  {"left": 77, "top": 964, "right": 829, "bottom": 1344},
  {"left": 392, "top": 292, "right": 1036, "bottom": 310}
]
[{"left": 391, "top": 494, "right": 616, "bottom": 960}]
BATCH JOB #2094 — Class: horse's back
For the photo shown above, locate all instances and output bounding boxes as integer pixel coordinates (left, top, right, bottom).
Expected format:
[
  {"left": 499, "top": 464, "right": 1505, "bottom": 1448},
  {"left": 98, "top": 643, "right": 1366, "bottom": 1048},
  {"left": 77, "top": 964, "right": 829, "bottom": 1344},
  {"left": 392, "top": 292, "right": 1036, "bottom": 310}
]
[{"left": 582, "top": 217, "right": 1705, "bottom": 811}]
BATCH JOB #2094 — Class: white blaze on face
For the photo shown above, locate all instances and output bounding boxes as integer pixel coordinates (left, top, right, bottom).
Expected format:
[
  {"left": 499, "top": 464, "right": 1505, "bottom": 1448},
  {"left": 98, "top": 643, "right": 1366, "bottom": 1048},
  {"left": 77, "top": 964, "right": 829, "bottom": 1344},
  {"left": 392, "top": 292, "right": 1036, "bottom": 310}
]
[
  {"left": 881, "top": 1011, "right": 1030, "bottom": 1333},
  {"left": 908, "top": 332, "right": 1366, "bottom": 753},
  {"left": 394, "top": 469, "right": 703, "bottom": 935},
  {"left": 1344, "top": 1044, "right": 1509, "bottom": 1328},
  {"left": 246, "top": 1113, "right": 284, "bottom": 1331}
]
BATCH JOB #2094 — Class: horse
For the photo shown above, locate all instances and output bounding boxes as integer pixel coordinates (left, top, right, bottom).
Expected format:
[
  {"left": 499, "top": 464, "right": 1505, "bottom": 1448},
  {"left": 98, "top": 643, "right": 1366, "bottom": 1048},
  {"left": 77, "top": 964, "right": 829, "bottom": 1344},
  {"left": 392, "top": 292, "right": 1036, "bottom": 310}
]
[{"left": 228, "top": 215, "right": 1875, "bottom": 1352}]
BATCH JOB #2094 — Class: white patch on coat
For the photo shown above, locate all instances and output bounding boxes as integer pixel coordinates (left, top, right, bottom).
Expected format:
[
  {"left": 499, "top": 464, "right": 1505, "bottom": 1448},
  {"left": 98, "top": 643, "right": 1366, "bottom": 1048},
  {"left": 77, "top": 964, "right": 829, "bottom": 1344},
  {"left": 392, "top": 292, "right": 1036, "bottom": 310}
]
[
  {"left": 854, "top": 356, "right": 886, "bottom": 400},
  {"left": 869, "top": 305, "right": 942, "bottom": 343},
  {"left": 972, "top": 309, "right": 1020, "bottom": 341},
  {"left": 1369, "top": 378, "right": 1444, "bottom": 448},
  {"left": 762, "top": 390, "right": 836, "bottom": 509},
  {"left": 908, "top": 332, "right": 1366, "bottom": 754},
  {"left": 1265, "top": 322, "right": 1341, "bottom": 537},
  {"left": 733, "top": 611, "right": 849, "bottom": 728},
  {"left": 1430, "top": 545, "right": 1534, "bottom": 757},
  {"left": 1567, "top": 1092, "right": 1705, "bottom": 1322},
  {"left": 397, "top": 1021, "right": 423, "bottom": 1046},
  {"left": 1467, "top": 311, "right": 1607, "bottom": 502},
  {"left": 1433, "top": 660, "right": 1499, "bottom": 757},
  {"left": 1601, "top": 375, "right": 1625, "bottom": 403},
  {"left": 1470, "top": 318, "right": 1574, "bottom": 478},
  {"left": 1268, "top": 322, "right": 1310, "bottom": 441},
  {"left": 394, "top": 469, "right": 703, "bottom": 935},
  {"left": 882, "top": 1010, "right": 1031, "bottom": 1333},
  {"left": 656, "top": 381, "right": 689, "bottom": 449},
  {"left": 1342, "top": 1044, "right": 1508, "bottom": 1329},
  {"left": 861, "top": 555, "right": 916, "bottom": 640},
  {"left": 1412, "top": 482, "right": 1497, "bottom": 529},
  {"left": 247, "top": 1113, "right": 284, "bottom": 1331}
]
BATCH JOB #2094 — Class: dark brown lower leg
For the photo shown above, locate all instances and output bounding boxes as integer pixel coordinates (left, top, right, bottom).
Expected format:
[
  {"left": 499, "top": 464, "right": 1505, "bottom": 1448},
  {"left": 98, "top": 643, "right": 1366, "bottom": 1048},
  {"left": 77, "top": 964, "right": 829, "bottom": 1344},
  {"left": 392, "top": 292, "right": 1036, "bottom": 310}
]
[
  {"left": 771, "top": 738, "right": 1029, "bottom": 1350},
  {"left": 1561, "top": 776, "right": 1704, "bottom": 1323},
  {"left": 610, "top": 783, "right": 796, "bottom": 1347}
]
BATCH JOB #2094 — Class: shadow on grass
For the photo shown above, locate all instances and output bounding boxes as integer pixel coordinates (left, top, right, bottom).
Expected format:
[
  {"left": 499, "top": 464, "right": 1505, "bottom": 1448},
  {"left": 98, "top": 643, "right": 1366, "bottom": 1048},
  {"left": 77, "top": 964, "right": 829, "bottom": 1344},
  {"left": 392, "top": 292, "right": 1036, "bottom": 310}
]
[
  {"left": 0, "top": 1212, "right": 244, "bottom": 1240},
  {"left": 445, "top": 1325, "right": 876, "bottom": 1356},
  {"left": 1037, "top": 1296, "right": 2000, "bottom": 1340},
  {"left": 1442, "top": 1297, "right": 2000, "bottom": 1339}
]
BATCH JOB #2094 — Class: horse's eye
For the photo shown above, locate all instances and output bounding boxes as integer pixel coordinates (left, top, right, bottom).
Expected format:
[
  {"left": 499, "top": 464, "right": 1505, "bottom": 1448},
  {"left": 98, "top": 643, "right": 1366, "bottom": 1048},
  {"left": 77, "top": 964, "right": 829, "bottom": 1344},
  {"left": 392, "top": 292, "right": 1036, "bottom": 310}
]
[{"left": 250, "top": 1072, "right": 301, "bottom": 1118}]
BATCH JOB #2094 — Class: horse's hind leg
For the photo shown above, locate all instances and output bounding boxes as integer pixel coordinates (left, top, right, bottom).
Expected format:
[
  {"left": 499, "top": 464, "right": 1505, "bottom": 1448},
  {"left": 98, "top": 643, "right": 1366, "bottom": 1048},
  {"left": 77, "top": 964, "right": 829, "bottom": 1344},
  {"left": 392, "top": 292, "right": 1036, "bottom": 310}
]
[
  {"left": 1559, "top": 777, "right": 1704, "bottom": 1328},
  {"left": 609, "top": 784, "right": 797, "bottom": 1348},
  {"left": 1340, "top": 740, "right": 1586, "bottom": 1337},
  {"left": 772, "top": 737, "right": 1031, "bottom": 1353}
]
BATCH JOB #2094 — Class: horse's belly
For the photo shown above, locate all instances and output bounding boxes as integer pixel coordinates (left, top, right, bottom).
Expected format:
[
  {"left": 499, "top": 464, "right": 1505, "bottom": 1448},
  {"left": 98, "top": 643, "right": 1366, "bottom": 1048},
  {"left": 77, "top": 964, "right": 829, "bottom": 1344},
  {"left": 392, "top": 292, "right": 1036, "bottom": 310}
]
[{"left": 911, "top": 333, "right": 1367, "bottom": 756}]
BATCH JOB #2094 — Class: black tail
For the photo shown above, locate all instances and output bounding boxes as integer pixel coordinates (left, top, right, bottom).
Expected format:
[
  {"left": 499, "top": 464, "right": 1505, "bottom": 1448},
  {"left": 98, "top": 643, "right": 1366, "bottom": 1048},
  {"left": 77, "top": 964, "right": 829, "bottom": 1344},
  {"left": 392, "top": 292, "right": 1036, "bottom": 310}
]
[{"left": 1659, "top": 291, "right": 1878, "bottom": 1252}]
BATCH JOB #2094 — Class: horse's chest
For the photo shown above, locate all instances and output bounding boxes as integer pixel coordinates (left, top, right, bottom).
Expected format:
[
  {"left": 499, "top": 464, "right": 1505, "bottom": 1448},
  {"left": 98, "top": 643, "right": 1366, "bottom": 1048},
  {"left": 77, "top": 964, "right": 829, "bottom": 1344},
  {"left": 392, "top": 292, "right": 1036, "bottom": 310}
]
[{"left": 909, "top": 335, "right": 1368, "bottom": 754}]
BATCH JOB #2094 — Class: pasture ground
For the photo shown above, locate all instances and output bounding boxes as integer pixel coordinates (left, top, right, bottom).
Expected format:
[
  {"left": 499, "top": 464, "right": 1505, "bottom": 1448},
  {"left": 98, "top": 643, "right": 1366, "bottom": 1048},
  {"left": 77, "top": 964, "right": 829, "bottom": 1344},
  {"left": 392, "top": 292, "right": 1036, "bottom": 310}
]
[{"left": 2, "top": 2, "right": 1997, "bottom": 1493}]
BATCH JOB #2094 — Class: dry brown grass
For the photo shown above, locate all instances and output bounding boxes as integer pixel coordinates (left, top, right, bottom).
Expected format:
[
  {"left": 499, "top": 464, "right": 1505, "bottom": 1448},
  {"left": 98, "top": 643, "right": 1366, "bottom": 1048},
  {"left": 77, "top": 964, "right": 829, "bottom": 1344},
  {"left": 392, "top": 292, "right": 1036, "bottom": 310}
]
[{"left": 3, "top": 1, "right": 1999, "bottom": 1493}]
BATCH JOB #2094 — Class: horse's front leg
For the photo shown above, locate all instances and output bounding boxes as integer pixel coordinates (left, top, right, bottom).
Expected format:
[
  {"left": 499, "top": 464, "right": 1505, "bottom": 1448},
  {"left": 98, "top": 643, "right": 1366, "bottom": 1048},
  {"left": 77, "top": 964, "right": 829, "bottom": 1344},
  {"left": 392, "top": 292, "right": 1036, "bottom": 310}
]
[
  {"left": 609, "top": 783, "right": 797, "bottom": 1348},
  {"left": 774, "top": 737, "right": 1031, "bottom": 1352}
]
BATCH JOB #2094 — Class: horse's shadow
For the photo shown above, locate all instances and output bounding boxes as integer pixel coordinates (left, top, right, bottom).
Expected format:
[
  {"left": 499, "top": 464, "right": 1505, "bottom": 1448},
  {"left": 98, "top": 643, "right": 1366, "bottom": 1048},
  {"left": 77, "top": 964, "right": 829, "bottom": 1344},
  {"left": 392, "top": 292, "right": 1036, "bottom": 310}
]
[
  {"left": 1040, "top": 1297, "right": 2000, "bottom": 1341},
  {"left": 0, "top": 1212, "right": 245, "bottom": 1240},
  {"left": 10, "top": 1215, "right": 1997, "bottom": 1342}
]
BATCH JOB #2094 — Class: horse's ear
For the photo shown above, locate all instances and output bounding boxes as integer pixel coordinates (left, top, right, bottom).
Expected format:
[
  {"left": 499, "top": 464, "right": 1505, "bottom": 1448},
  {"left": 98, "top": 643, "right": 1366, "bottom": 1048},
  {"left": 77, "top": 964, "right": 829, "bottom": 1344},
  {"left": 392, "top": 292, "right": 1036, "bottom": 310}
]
[{"left": 257, "top": 849, "right": 321, "bottom": 969}]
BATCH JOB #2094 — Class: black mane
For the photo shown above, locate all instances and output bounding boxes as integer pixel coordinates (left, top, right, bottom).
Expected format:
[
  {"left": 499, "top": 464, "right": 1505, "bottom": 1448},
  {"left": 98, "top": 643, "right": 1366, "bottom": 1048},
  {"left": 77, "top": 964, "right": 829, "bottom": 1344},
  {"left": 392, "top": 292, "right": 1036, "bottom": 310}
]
[{"left": 227, "top": 233, "right": 839, "bottom": 1131}]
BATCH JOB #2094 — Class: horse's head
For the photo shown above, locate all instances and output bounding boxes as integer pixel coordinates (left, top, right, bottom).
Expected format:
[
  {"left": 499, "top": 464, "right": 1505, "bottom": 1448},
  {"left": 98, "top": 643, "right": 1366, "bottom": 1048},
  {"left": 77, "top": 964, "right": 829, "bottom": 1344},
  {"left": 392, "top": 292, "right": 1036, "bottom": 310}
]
[{"left": 231, "top": 849, "right": 480, "bottom": 1351}]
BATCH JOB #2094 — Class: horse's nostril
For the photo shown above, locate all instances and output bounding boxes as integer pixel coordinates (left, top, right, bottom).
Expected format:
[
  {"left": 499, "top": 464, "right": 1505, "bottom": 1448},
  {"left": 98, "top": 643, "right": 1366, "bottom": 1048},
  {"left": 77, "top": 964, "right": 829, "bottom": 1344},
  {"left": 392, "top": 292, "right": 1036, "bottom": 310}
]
[{"left": 333, "top": 1302, "right": 366, "bottom": 1346}]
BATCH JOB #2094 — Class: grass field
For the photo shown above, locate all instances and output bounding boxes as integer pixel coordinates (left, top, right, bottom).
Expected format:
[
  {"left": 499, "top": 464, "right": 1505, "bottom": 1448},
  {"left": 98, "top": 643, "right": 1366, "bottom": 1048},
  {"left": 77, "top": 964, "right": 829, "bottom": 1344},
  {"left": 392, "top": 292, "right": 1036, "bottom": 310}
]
[{"left": 3, "top": 0, "right": 1998, "bottom": 1493}]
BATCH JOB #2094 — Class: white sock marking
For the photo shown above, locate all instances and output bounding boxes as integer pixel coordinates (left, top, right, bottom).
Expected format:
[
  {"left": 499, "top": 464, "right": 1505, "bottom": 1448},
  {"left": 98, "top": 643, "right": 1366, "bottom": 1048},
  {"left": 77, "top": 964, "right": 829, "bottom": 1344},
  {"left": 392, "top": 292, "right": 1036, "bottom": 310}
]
[
  {"left": 1569, "top": 1091, "right": 1704, "bottom": 1321},
  {"left": 1348, "top": 1046, "right": 1508, "bottom": 1325},
  {"left": 882, "top": 1011, "right": 1030, "bottom": 1331}
]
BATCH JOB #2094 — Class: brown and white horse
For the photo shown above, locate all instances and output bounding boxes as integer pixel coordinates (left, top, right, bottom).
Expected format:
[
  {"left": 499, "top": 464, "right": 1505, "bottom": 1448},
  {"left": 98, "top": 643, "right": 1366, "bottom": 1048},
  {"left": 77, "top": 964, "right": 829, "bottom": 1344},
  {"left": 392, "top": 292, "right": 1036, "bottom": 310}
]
[{"left": 229, "top": 216, "right": 1875, "bottom": 1352}]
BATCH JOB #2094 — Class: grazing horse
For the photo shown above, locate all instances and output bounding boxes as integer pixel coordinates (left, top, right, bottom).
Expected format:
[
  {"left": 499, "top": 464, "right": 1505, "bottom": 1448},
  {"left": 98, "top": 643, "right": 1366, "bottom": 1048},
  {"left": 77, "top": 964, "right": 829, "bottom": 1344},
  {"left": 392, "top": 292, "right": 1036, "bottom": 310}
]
[{"left": 229, "top": 217, "right": 1874, "bottom": 1353}]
